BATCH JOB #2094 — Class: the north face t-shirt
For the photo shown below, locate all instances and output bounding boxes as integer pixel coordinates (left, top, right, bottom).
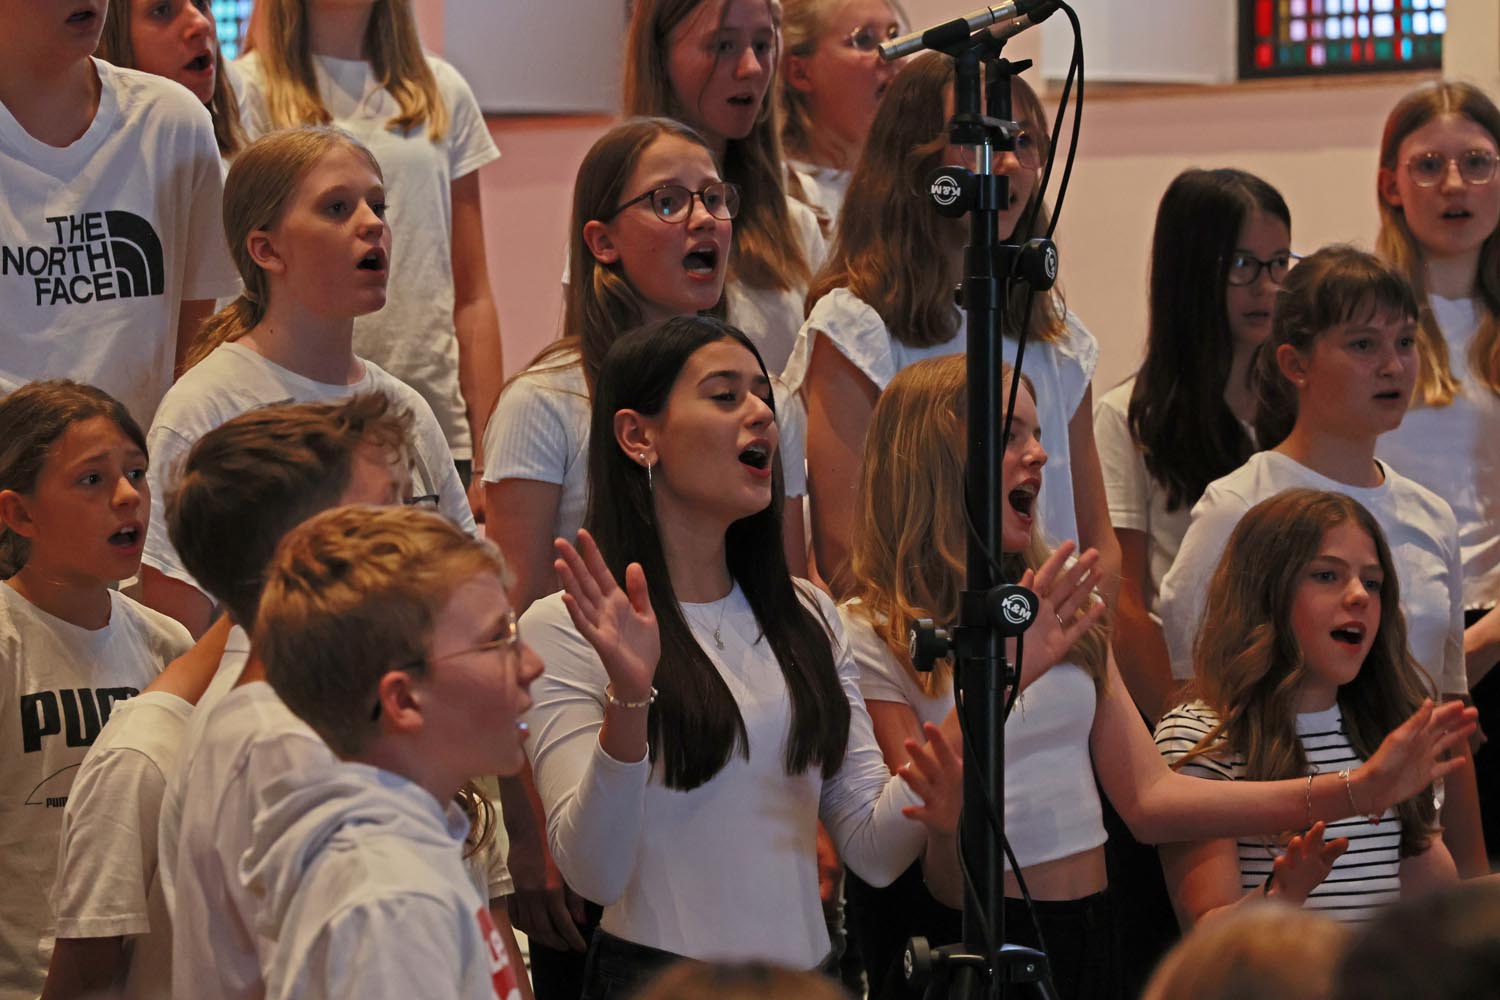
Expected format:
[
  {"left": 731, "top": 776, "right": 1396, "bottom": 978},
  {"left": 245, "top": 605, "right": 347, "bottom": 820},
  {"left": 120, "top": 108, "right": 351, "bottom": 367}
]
[{"left": 0, "top": 59, "right": 239, "bottom": 426}]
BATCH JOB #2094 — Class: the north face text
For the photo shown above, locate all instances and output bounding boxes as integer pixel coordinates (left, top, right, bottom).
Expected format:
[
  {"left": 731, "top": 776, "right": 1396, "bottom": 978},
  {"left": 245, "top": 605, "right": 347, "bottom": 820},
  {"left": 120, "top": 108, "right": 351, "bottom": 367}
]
[{"left": 1, "top": 211, "right": 165, "bottom": 306}]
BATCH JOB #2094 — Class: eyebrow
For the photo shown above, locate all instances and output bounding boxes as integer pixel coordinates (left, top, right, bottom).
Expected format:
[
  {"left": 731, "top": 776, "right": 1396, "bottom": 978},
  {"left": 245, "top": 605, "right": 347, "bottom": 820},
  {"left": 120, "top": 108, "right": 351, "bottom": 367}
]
[
  {"left": 68, "top": 446, "right": 144, "bottom": 468},
  {"left": 1308, "top": 554, "right": 1383, "bottom": 574},
  {"left": 699, "top": 369, "right": 770, "bottom": 387}
]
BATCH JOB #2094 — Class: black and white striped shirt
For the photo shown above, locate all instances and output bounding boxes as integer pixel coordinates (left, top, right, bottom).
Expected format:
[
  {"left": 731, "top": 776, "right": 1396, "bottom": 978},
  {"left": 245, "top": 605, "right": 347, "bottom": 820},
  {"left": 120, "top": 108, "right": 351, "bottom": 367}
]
[{"left": 1155, "top": 701, "right": 1401, "bottom": 925}]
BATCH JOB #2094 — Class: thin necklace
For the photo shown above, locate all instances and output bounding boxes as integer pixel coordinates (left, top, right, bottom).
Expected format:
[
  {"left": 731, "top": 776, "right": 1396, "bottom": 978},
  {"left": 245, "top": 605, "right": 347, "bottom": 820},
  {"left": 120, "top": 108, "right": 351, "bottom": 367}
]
[{"left": 688, "top": 592, "right": 732, "bottom": 651}]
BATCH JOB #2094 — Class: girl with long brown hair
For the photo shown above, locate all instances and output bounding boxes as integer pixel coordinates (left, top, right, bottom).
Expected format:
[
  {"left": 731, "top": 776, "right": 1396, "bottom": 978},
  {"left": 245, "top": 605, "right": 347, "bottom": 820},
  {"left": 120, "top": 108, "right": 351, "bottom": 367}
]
[
  {"left": 1156, "top": 490, "right": 1459, "bottom": 926},
  {"left": 843, "top": 355, "right": 1473, "bottom": 1000},
  {"left": 235, "top": 0, "right": 503, "bottom": 505},
  {"left": 783, "top": 52, "right": 1118, "bottom": 601},
  {"left": 94, "top": 0, "right": 246, "bottom": 159},
  {"left": 623, "top": 0, "right": 827, "bottom": 373},
  {"left": 1372, "top": 80, "right": 1500, "bottom": 864},
  {"left": 138, "top": 126, "right": 472, "bottom": 638}
]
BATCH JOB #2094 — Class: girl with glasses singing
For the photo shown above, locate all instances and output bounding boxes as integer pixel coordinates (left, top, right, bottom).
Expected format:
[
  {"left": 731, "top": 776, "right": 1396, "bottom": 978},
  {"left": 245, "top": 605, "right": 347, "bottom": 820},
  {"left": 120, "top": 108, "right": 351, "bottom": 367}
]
[
  {"left": 1374, "top": 81, "right": 1500, "bottom": 874},
  {"left": 780, "top": 0, "right": 906, "bottom": 227},
  {"left": 623, "top": 0, "right": 829, "bottom": 374},
  {"left": 782, "top": 52, "right": 1117, "bottom": 607}
]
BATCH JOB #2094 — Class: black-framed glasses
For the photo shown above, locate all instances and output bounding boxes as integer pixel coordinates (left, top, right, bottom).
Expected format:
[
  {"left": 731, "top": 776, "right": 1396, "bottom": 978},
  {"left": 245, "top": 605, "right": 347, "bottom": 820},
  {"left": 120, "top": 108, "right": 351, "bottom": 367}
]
[
  {"left": 1405, "top": 149, "right": 1499, "bottom": 188},
  {"left": 403, "top": 493, "right": 440, "bottom": 509},
  {"left": 370, "top": 610, "right": 521, "bottom": 721},
  {"left": 845, "top": 21, "right": 901, "bottom": 52},
  {"left": 606, "top": 182, "right": 741, "bottom": 224},
  {"left": 1225, "top": 251, "right": 1298, "bottom": 287}
]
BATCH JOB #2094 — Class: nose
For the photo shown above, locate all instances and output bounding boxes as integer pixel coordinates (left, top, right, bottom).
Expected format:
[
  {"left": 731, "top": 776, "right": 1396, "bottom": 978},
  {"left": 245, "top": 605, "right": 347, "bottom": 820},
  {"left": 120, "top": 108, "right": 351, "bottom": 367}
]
[
  {"left": 734, "top": 43, "right": 767, "bottom": 81},
  {"left": 184, "top": 2, "right": 212, "bottom": 38},
  {"left": 1343, "top": 577, "right": 1370, "bottom": 608},
  {"left": 113, "top": 473, "right": 144, "bottom": 510},
  {"left": 686, "top": 192, "right": 718, "bottom": 230},
  {"left": 1439, "top": 158, "right": 1466, "bottom": 193},
  {"left": 355, "top": 200, "right": 386, "bottom": 237},
  {"left": 1025, "top": 438, "right": 1048, "bottom": 470},
  {"left": 518, "top": 646, "right": 544, "bottom": 690}
]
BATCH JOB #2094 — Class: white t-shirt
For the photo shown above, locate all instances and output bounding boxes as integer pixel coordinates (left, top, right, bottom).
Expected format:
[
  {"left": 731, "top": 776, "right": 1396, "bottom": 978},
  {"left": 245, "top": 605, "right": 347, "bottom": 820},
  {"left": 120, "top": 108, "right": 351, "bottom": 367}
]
[
  {"left": 166, "top": 681, "right": 335, "bottom": 1000},
  {"left": 1093, "top": 378, "right": 1194, "bottom": 613},
  {"left": 841, "top": 603, "right": 1105, "bottom": 870},
  {"left": 782, "top": 287, "right": 1099, "bottom": 547},
  {"left": 521, "top": 582, "right": 925, "bottom": 969},
  {"left": 1156, "top": 451, "right": 1466, "bottom": 697},
  {"left": 142, "top": 341, "right": 474, "bottom": 593},
  {"left": 235, "top": 52, "right": 501, "bottom": 459},
  {"left": 0, "top": 59, "right": 239, "bottom": 429},
  {"left": 788, "top": 159, "right": 851, "bottom": 233},
  {"left": 725, "top": 197, "right": 827, "bottom": 375},
  {"left": 1156, "top": 701, "right": 1402, "bottom": 925},
  {"left": 481, "top": 350, "right": 807, "bottom": 543},
  {"left": 1377, "top": 295, "right": 1500, "bottom": 610},
  {"left": 0, "top": 584, "right": 189, "bottom": 1000},
  {"left": 52, "top": 691, "right": 192, "bottom": 1000},
  {"left": 242, "top": 761, "right": 521, "bottom": 1000},
  {"left": 463, "top": 775, "right": 513, "bottom": 904}
]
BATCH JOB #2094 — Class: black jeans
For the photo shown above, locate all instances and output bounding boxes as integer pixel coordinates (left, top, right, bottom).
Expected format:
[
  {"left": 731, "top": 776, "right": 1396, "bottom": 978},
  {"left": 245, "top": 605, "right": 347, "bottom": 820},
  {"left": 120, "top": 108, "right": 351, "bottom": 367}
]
[{"left": 578, "top": 930, "right": 840, "bottom": 1000}]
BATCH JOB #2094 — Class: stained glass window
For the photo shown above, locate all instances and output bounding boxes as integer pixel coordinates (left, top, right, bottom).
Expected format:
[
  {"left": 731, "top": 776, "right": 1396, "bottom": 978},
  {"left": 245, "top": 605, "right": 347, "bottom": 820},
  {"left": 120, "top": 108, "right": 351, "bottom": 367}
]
[
  {"left": 1239, "top": 0, "right": 1444, "bottom": 79},
  {"left": 211, "top": 0, "right": 254, "bottom": 61}
]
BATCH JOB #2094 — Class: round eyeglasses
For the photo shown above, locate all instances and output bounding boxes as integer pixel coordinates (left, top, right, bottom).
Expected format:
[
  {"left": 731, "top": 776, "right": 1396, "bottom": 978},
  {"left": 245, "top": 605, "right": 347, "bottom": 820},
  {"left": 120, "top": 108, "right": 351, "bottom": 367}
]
[
  {"left": 1405, "top": 149, "right": 1499, "bottom": 188},
  {"left": 1225, "top": 251, "right": 1298, "bottom": 287},
  {"left": 957, "top": 130, "right": 1043, "bottom": 172},
  {"left": 606, "top": 182, "right": 741, "bottom": 224},
  {"left": 371, "top": 610, "right": 522, "bottom": 721},
  {"left": 845, "top": 22, "right": 901, "bottom": 53}
]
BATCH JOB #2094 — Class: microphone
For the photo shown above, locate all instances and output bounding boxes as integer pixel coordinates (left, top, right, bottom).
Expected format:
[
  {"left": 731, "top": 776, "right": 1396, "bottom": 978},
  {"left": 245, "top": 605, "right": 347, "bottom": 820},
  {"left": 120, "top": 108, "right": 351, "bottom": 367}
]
[
  {"left": 988, "top": 0, "right": 1061, "bottom": 43},
  {"left": 879, "top": 0, "right": 1056, "bottom": 61}
]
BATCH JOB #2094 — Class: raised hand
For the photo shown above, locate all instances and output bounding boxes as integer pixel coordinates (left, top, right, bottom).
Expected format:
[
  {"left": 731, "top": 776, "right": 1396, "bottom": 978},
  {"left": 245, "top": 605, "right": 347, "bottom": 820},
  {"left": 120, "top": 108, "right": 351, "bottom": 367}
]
[
  {"left": 554, "top": 529, "right": 660, "bottom": 701},
  {"left": 899, "top": 723, "right": 964, "bottom": 834},
  {"left": 1009, "top": 541, "right": 1108, "bottom": 690},
  {"left": 1356, "top": 699, "right": 1478, "bottom": 816},
  {"left": 1268, "top": 821, "right": 1348, "bottom": 905}
]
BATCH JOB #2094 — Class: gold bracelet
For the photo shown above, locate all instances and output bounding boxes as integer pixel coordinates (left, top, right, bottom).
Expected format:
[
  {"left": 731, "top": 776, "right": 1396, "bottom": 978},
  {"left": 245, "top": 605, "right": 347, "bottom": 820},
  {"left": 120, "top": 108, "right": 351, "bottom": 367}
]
[
  {"left": 1340, "top": 768, "right": 1382, "bottom": 826},
  {"left": 606, "top": 684, "right": 657, "bottom": 711},
  {"left": 1305, "top": 768, "right": 1318, "bottom": 830}
]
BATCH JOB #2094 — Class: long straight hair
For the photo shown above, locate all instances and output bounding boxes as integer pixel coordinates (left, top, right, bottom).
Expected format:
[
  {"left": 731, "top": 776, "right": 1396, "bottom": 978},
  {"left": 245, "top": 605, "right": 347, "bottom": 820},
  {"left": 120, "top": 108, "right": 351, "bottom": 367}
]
[
  {"left": 95, "top": 0, "right": 247, "bottom": 157},
  {"left": 807, "top": 52, "right": 1062, "bottom": 348},
  {"left": 184, "top": 126, "right": 383, "bottom": 369},
  {"left": 585, "top": 315, "right": 850, "bottom": 790},
  {"left": 1129, "top": 168, "right": 1289, "bottom": 512},
  {"left": 244, "top": 0, "right": 450, "bottom": 140},
  {"left": 846, "top": 355, "right": 1107, "bottom": 697},
  {"left": 1251, "top": 245, "right": 1418, "bottom": 449},
  {"left": 623, "top": 0, "right": 810, "bottom": 293},
  {"left": 1376, "top": 81, "right": 1500, "bottom": 404},
  {"left": 1178, "top": 489, "right": 1437, "bottom": 857},
  {"left": 527, "top": 117, "right": 726, "bottom": 395}
]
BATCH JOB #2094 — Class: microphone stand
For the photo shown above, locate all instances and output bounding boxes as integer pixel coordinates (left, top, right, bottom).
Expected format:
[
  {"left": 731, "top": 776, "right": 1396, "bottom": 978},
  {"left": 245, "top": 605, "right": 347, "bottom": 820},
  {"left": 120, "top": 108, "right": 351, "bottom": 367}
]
[{"left": 905, "top": 21, "right": 1061, "bottom": 1000}]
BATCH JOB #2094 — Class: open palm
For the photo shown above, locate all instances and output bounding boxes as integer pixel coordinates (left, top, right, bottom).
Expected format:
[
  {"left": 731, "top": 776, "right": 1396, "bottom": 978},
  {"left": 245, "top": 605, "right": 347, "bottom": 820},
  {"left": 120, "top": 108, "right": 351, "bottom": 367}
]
[{"left": 554, "top": 529, "right": 660, "bottom": 699}]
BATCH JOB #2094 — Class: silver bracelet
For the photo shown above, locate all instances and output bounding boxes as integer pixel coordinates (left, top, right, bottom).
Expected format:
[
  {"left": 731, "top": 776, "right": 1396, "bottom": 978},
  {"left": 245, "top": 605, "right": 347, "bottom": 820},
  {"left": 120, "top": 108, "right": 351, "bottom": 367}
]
[{"left": 606, "top": 685, "right": 658, "bottom": 711}]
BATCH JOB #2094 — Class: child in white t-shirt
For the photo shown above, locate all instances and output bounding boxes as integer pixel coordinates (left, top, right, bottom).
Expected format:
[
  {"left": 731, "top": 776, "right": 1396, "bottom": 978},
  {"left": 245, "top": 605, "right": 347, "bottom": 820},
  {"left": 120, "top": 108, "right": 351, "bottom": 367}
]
[
  {"left": 1157, "top": 244, "right": 1487, "bottom": 875},
  {"left": 235, "top": 0, "right": 503, "bottom": 481},
  {"left": 49, "top": 393, "right": 409, "bottom": 1000},
  {"left": 138, "top": 125, "right": 474, "bottom": 639},
  {"left": 246, "top": 505, "right": 538, "bottom": 1000},
  {"left": 0, "top": 380, "right": 191, "bottom": 1000},
  {"left": 0, "top": 6, "right": 239, "bottom": 430}
]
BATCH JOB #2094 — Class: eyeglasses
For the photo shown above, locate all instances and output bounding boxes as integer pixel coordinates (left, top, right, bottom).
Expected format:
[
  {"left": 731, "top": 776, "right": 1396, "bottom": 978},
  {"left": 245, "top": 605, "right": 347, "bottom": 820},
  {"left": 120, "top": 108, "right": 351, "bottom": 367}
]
[
  {"left": 957, "top": 130, "right": 1043, "bottom": 172},
  {"left": 845, "top": 22, "right": 901, "bottom": 52},
  {"left": 606, "top": 182, "right": 741, "bottom": 224},
  {"left": 403, "top": 494, "right": 440, "bottom": 509},
  {"left": 1225, "top": 251, "right": 1298, "bottom": 287},
  {"left": 1405, "top": 149, "right": 1499, "bottom": 188},
  {"left": 369, "top": 610, "right": 522, "bottom": 721}
]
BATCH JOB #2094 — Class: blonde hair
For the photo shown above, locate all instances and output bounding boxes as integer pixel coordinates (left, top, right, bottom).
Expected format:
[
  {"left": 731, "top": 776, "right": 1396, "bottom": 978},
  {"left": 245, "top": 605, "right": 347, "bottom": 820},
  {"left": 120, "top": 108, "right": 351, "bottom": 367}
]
[
  {"left": 1376, "top": 81, "right": 1500, "bottom": 404},
  {"left": 256, "top": 505, "right": 512, "bottom": 758},
  {"left": 1142, "top": 901, "right": 1348, "bottom": 1000},
  {"left": 623, "top": 0, "right": 810, "bottom": 292},
  {"left": 808, "top": 52, "right": 1063, "bottom": 348},
  {"left": 846, "top": 354, "right": 1107, "bottom": 696},
  {"left": 184, "top": 126, "right": 383, "bottom": 369},
  {"left": 244, "top": 0, "right": 449, "bottom": 140},
  {"left": 95, "top": 0, "right": 247, "bottom": 157}
]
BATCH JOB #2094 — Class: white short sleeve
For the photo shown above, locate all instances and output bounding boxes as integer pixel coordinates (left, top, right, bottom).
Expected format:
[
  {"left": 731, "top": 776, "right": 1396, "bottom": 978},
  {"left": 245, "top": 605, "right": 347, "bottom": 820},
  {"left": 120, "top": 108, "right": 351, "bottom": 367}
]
[
  {"left": 481, "top": 364, "right": 586, "bottom": 488},
  {"left": 1093, "top": 382, "right": 1149, "bottom": 534},
  {"left": 1157, "top": 486, "right": 1253, "bottom": 680},
  {"left": 784, "top": 288, "right": 903, "bottom": 396},
  {"left": 179, "top": 107, "right": 236, "bottom": 301},
  {"left": 432, "top": 58, "right": 501, "bottom": 181},
  {"left": 775, "top": 377, "right": 808, "bottom": 499}
]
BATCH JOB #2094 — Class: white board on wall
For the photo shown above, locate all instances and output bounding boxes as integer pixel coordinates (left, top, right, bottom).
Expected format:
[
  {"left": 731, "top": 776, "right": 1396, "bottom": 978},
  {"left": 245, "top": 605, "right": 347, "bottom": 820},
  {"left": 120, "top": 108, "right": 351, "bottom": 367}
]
[
  {"left": 444, "top": 1, "right": 626, "bottom": 114},
  {"left": 1038, "top": 0, "right": 1235, "bottom": 84}
]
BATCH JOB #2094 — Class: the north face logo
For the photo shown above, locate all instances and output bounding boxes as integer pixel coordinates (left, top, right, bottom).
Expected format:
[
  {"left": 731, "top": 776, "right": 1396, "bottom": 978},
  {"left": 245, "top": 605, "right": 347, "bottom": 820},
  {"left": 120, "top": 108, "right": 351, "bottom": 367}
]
[{"left": 1, "top": 210, "right": 165, "bottom": 305}]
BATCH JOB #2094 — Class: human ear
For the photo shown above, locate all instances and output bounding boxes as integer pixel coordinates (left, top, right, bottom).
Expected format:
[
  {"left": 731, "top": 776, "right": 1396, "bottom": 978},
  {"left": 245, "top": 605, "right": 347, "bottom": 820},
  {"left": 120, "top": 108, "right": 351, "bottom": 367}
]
[
  {"left": 1276, "top": 342, "right": 1310, "bottom": 388},
  {"left": 582, "top": 221, "right": 620, "bottom": 265},
  {"left": 1377, "top": 167, "right": 1403, "bottom": 209},
  {"left": 613, "top": 409, "right": 657, "bottom": 468},
  {"left": 784, "top": 52, "right": 815, "bottom": 95},
  {"left": 375, "top": 670, "right": 424, "bottom": 736},
  {"left": 0, "top": 490, "right": 37, "bottom": 540},
  {"left": 246, "top": 228, "right": 286, "bottom": 276}
]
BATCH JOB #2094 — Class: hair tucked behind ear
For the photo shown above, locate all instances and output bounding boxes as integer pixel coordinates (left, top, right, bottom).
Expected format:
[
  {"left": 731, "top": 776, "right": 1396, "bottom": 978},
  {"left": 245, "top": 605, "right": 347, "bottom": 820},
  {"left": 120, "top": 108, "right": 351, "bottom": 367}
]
[
  {"left": 585, "top": 315, "right": 850, "bottom": 790},
  {"left": 184, "top": 126, "right": 383, "bottom": 369}
]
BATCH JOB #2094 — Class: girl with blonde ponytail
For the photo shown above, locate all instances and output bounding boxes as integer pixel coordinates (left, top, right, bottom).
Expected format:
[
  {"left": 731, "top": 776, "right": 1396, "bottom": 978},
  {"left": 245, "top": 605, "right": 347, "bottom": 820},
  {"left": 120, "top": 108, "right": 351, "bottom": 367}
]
[
  {"left": 140, "top": 126, "right": 473, "bottom": 638},
  {"left": 236, "top": 0, "right": 504, "bottom": 501}
]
